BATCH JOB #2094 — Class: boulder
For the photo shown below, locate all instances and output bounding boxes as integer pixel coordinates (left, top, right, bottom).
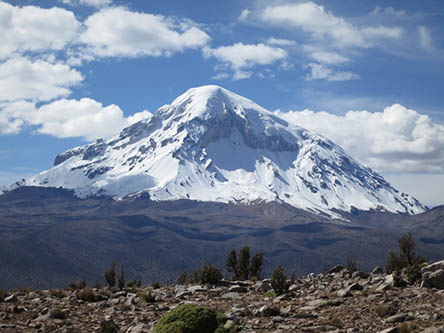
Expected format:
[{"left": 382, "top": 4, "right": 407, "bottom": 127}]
[
  {"left": 422, "top": 269, "right": 444, "bottom": 289},
  {"left": 422, "top": 260, "right": 444, "bottom": 274}
]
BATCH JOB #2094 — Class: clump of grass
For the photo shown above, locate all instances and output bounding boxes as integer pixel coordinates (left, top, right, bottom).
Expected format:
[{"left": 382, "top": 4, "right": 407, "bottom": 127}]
[
  {"left": 143, "top": 290, "right": 156, "bottom": 303},
  {"left": 50, "top": 289, "right": 66, "bottom": 299},
  {"left": 49, "top": 308, "right": 68, "bottom": 320},
  {"left": 78, "top": 288, "right": 96, "bottom": 302},
  {"left": 376, "top": 301, "right": 399, "bottom": 318}
]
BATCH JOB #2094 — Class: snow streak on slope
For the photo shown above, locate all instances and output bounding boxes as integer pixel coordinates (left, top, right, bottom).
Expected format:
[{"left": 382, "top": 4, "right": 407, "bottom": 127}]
[{"left": 1, "top": 85, "right": 427, "bottom": 216}]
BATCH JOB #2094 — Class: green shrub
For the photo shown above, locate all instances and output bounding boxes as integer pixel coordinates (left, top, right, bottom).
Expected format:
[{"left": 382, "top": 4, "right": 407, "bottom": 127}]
[
  {"left": 49, "top": 308, "right": 68, "bottom": 320},
  {"left": 78, "top": 288, "right": 96, "bottom": 302},
  {"left": 143, "top": 290, "right": 156, "bottom": 303},
  {"left": 200, "top": 263, "right": 223, "bottom": 285},
  {"left": 153, "top": 304, "right": 227, "bottom": 333},
  {"left": 104, "top": 262, "right": 116, "bottom": 288},
  {"left": 271, "top": 266, "right": 288, "bottom": 295}
]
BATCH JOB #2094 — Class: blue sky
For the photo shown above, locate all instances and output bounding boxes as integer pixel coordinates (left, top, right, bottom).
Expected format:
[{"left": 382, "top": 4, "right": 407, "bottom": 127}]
[{"left": 0, "top": 0, "right": 443, "bottom": 207}]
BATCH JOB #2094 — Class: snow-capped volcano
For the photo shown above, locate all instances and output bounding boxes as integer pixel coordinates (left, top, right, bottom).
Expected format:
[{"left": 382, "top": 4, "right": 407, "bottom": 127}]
[{"left": 2, "top": 85, "right": 426, "bottom": 215}]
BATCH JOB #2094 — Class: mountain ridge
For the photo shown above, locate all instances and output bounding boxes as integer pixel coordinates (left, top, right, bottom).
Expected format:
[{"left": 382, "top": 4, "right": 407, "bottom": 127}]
[{"left": 0, "top": 85, "right": 426, "bottom": 216}]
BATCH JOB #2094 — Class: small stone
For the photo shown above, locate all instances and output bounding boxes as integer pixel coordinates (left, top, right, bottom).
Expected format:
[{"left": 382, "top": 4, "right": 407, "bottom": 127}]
[
  {"left": 228, "top": 285, "right": 248, "bottom": 293},
  {"left": 4, "top": 294, "right": 17, "bottom": 303},
  {"left": 377, "top": 328, "right": 398, "bottom": 333},
  {"left": 385, "top": 313, "right": 407, "bottom": 323},
  {"left": 372, "top": 266, "right": 384, "bottom": 275},
  {"left": 326, "top": 264, "right": 344, "bottom": 274}
]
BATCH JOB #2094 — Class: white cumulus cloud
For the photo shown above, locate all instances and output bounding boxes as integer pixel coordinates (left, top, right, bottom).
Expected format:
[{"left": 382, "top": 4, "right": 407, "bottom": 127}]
[
  {"left": 0, "top": 1, "right": 80, "bottom": 59},
  {"left": 275, "top": 104, "right": 444, "bottom": 174},
  {"left": 203, "top": 43, "right": 288, "bottom": 80},
  {"left": 79, "top": 7, "right": 210, "bottom": 58},
  {"left": 0, "top": 56, "right": 83, "bottom": 103},
  {"left": 260, "top": 2, "right": 402, "bottom": 48},
  {"left": 0, "top": 98, "right": 152, "bottom": 140}
]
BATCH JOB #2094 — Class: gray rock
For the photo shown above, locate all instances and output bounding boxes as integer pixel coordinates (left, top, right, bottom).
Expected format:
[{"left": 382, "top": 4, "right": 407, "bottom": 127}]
[
  {"left": 256, "top": 304, "right": 280, "bottom": 317},
  {"left": 385, "top": 313, "right": 407, "bottom": 323},
  {"left": 422, "top": 260, "right": 444, "bottom": 274},
  {"left": 188, "top": 285, "right": 207, "bottom": 294},
  {"left": 337, "top": 288, "right": 352, "bottom": 297},
  {"left": 326, "top": 264, "right": 344, "bottom": 274},
  {"left": 126, "top": 323, "right": 147, "bottom": 333},
  {"left": 372, "top": 266, "right": 384, "bottom": 275},
  {"left": 376, "top": 275, "right": 394, "bottom": 292},
  {"left": 422, "top": 327, "right": 444, "bottom": 333},
  {"left": 377, "top": 328, "right": 398, "bottom": 333},
  {"left": 422, "top": 269, "right": 444, "bottom": 289},
  {"left": 229, "top": 285, "right": 248, "bottom": 293}
]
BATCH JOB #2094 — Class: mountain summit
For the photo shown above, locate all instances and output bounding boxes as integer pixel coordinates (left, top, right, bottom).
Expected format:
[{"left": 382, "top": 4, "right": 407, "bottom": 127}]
[{"left": 2, "top": 85, "right": 426, "bottom": 215}]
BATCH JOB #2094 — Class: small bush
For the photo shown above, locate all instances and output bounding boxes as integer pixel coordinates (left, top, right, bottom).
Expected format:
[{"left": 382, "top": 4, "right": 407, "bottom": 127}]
[
  {"left": 153, "top": 304, "right": 227, "bottom": 333},
  {"left": 143, "top": 291, "right": 156, "bottom": 303},
  {"left": 200, "top": 263, "right": 223, "bottom": 285},
  {"left": 0, "top": 289, "right": 7, "bottom": 302},
  {"left": 386, "top": 251, "right": 407, "bottom": 274},
  {"left": 68, "top": 278, "right": 86, "bottom": 290},
  {"left": 152, "top": 281, "right": 161, "bottom": 289},
  {"left": 50, "top": 289, "right": 66, "bottom": 299},
  {"left": 49, "top": 308, "right": 68, "bottom": 320},
  {"left": 104, "top": 262, "right": 116, "bottom": 288},
  {"left": 78, "top": 288, "right": 96, "bottom": 302},
  {"left": 271, "top": 266, "right": 288, "bottom": 295}
]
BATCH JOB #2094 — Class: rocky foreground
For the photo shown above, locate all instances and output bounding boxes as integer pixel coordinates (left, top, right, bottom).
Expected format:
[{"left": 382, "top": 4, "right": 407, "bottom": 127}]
[{"left": 2, "top": 261, "right": 444, "bottom": 333}]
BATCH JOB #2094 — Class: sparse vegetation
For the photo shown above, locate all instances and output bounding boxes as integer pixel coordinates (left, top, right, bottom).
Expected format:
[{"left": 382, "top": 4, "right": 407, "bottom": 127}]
[
  {"left": 178, "top": 270, "right": 189, "bottom": 285},
  {"left": 49, "top": 308, "right": 68, "bottom": 320},
  {"left": 271, "top": 266, "right": 288, "bottom": 295},
  {"left": 386, "top": 233, "right": 426, "bottom": 283},
  {"left": 50, "top": 289, "right": 66, "bottom": 299},
  {"left": 78, "top": 288, "right": 96, "bottom": 302},
  {"left": 143, "top": 290, "right": 156, "bottom": 303},
  {"left": 376, "top": 301, "right": 399, "bottom": 318},
  {"left": 226, "top": 246, "right": 264, "bottom": 281},
  {"left": 101, "top": 320, "right": 119, "bottom": 333},
  {"left": 104, "top": 262, "right": 117, "bottom": 288},
  {"left": 118, "top": 267, "right": 126, "bottom": 290},
  {"left": 200, "top": 263, "right": 223, "bottom": 285}
]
